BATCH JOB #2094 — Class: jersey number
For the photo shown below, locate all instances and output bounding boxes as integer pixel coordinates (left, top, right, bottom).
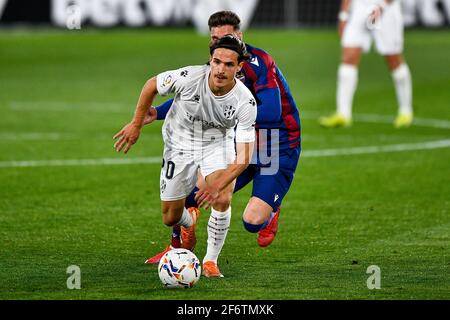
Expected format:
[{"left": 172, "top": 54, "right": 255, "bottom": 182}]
[{"left": 162, "top": 159, "right": 175, "bottom": 179}]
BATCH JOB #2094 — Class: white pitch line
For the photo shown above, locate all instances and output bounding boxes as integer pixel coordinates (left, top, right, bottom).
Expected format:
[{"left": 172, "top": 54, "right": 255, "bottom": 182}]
[
  {"left": 355, "top": 113, "right": 450, "bottom": 130},
  {"left": 0, "top": 139, "right": 449, "bottom": 168},
  {"left": 0, "top": 157, "right": 162, "bottom": 168},
  {"left": 301, "top": 111, "right": 450, "bottom": 130},
  {"left": 2, "top": 112, "right": 448, "bottom": 142},
  {"left": 7, "top": 101, "right": 129, "bottom": 114},
  {"left": 0, "top": 133, "right": 78, "bottom": 141},
  {"left": 303, "top": 139, "right": 450, "bottom": 157},
  {"left": 6, "top": 101, "right": 450, "bottom": 130}
]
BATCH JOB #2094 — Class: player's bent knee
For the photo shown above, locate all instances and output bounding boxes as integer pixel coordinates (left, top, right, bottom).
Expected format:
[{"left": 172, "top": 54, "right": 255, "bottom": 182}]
[
  {"left": 242, "top": 212, "right": 265, "bottom": 225},
  {"left": 342, "top": 48, "right": 361, "bottom": 66},
  {"left": 162, "top": 214, "right": 178, "bottom": 227},
  {"left": 385, "top": 55, "right": 404, "bottom": 71}
]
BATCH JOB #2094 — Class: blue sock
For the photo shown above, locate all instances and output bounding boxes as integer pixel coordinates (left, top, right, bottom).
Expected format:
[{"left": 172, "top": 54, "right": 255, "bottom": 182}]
[
  {"left": 171, "top": 225, "right": 181, "bottom": 248},
  {"left": 184, "top": 187, "right": 199, "bottom": 208},
  {"left": 242, "top": 220, "right": 266, "bottom": 233},
  {"left": 243, "top": 211, "right": 276, "bottom": 233}
]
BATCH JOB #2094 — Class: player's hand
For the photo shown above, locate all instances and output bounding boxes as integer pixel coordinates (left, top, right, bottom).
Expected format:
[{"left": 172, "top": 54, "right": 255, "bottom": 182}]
[
  {"left": 113, "top": 122, "right": 141, "bottom": 154},
  {"left": 338, "top": 21, "right": 346, "bottom": 38},
  {"left": 195, "top": 183, "right": 220, "bottom": 210},
  {"left": 368, "top": 5, "right": 383, "bottom": 26},
  {"left": 143, "top": 106, "right": 157, "bottom": 125}
]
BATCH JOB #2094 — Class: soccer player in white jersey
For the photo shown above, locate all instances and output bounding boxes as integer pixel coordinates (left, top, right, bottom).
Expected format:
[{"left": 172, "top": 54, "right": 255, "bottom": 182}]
[
  {"left": 113, "top": 36, "right": 257, "bottom": 273},
  {"left": 319, "top": 0, "right": 414, "bottom": 128}
]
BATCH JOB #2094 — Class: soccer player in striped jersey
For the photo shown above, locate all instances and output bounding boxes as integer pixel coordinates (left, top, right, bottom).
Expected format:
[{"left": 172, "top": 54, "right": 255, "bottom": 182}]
[{"left": 144, "top": 11, "right": 301, "bottom": 278}]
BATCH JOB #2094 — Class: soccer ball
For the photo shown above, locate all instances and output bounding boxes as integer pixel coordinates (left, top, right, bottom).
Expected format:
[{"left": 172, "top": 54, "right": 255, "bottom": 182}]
[{"left": 158, "top": 248, "right": 201, "bottom": 288}]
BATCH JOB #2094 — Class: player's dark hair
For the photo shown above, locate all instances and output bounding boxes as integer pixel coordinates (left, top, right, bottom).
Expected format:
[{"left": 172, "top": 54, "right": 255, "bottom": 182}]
[
  {"left": 208, "top": 11, "right": 241, "bottom": 30},
  {"left": 209, "top": 35, "right": 250, "bottom": 63}
]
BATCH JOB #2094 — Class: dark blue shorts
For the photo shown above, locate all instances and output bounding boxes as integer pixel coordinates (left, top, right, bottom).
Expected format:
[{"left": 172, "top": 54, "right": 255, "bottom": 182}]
[{"left": 234, "top": 147, "right": 301, "bottom": 211}]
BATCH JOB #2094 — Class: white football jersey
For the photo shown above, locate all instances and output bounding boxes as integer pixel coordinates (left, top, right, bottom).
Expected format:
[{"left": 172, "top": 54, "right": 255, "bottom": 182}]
[
  {"left": 156, "top": 64, "right": 256, "bottom": 154},
  {"left": 354, "top": 0, "right": 398, "bottom": 8}
]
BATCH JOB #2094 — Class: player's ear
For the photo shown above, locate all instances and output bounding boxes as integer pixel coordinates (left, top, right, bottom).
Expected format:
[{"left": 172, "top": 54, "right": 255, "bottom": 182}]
[{"left": 237, "top": 61, "right": 244, "bottom": 72}]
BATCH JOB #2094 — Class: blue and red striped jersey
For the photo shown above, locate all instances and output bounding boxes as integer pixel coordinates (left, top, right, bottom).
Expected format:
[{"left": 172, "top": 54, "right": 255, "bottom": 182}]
[{"left": 241, "top": 43, "right": 301, "bottom": 152}]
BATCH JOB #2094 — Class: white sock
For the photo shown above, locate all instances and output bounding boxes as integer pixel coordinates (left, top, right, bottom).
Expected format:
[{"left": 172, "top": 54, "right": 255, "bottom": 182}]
[
  {"left": 392, "top": 63, "right": 413, "bottom": 116},
  {"left": 177, "top": 207, "right": 193, "bottom": 228},
  {"left": 203, "top": 207, "right": 231, "bottom": 264},
  {"left": 337, "top": 63, "right": 358, "bottom": 119}
]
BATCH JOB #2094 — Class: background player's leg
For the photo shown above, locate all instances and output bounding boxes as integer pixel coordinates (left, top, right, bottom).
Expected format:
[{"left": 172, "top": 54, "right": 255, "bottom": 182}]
[
  {"left": 320, "top": 47, "right": 362, "bottom": 127},
  {"left": 385, "top": 54, "right": 413, "bottom": 127},
  {"left": 337, "top": 47, "right": 362, "bottom": 121}
]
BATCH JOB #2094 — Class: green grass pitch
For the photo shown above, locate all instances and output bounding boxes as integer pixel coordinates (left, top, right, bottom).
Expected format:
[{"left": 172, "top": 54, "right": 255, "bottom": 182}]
[{"left": 0, "top": 28, "right": 449, "bottom": 300}]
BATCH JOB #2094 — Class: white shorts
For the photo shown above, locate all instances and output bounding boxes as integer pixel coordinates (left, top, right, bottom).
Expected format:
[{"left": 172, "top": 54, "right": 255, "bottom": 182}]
[
  {"left": 159, "top": 143, "right": 236, "bottom": 201},
  {"left": 342, "top": 1, "right": 404, "bottom": 55}
]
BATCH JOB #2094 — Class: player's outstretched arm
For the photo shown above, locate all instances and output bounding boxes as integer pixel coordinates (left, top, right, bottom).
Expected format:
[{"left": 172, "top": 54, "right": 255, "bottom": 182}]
[
  {"left": 195, "top": 141, "right": 254, "bottom": 209},
  {"left": 113, "top": 77, "right": 158, "bottom": 154}
]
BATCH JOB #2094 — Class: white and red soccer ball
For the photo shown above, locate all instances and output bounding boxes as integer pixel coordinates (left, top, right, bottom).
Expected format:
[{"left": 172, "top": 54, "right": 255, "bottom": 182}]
[{"left": 158, "top": 248, "right": 201, "bottom": 288}]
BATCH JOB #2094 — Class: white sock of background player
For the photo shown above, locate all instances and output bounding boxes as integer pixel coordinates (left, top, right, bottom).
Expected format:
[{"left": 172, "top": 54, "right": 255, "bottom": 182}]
[
  {"left": 337, "top": 63, "right": 358, "bottom": 119},
  {"left": 392, "top": 63, "right": 413, "bottom": 116}
]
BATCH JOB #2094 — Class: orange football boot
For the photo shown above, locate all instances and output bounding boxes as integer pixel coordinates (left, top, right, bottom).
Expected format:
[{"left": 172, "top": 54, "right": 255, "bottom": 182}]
[
  {"left": 181, "top": 207, "right": 200, "bottom": 251},
  {"left": 202, "top": 261, "right": 224, "bottom": 278}
]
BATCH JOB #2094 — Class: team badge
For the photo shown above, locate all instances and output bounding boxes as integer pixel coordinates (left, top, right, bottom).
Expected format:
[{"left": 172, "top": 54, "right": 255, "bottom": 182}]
[
  {"left": 162, "top": 74, "right": 172, "bottom": 87},
  {"left": 223, "top": 104, "right": 236, "bottom": 119}
]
